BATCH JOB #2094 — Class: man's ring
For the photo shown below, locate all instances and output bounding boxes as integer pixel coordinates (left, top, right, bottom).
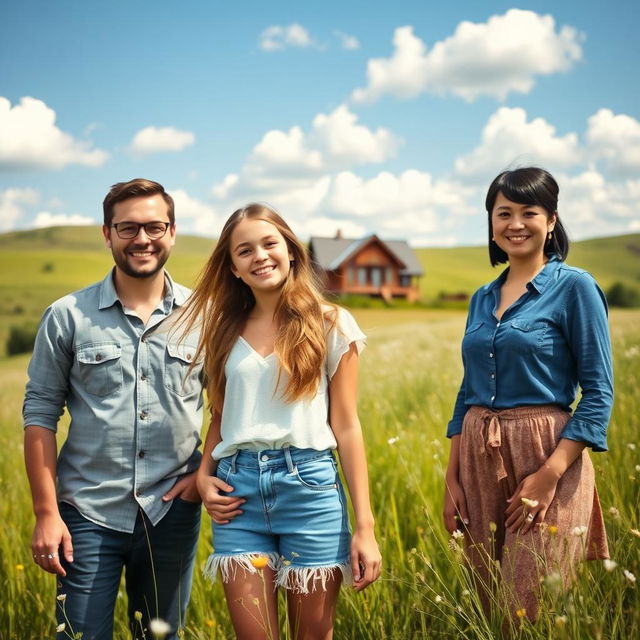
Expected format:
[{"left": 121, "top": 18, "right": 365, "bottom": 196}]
[{"left": 526, "top": 513, "right": 535, "bottom": 522}]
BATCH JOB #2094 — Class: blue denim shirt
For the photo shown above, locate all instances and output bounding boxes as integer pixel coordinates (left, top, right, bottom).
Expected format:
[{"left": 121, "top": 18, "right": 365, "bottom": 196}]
[
  {"left": 23, "top": 270, "right": 204, "bottom": 532},
  {"left": 447, "top": 256, "right": 613, "bottom": 451}
]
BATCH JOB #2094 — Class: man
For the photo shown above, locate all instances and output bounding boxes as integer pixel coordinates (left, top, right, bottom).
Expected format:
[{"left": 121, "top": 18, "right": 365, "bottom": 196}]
[{"left": 23, "top": 179, "right": 204, "bottom": 640}]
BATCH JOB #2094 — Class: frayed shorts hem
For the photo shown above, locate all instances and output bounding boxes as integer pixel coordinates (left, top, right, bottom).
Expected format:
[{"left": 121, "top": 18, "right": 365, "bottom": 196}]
[{"left": 203, "top": 552, "right": 352, "bottom": 594}]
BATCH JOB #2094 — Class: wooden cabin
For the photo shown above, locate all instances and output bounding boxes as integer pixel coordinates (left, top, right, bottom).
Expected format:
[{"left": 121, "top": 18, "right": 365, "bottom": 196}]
[{"left": 309, "top": 232, "right": 424, "bottom": 302}]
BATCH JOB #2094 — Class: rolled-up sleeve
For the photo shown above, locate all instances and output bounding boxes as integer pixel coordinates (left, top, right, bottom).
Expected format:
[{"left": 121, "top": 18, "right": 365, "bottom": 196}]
[
  {"left": 559, "top": 273, "right": 613, "bottom": 451},
  {"left": 23, "top": 305, "right": 71, "bottom": 431}
]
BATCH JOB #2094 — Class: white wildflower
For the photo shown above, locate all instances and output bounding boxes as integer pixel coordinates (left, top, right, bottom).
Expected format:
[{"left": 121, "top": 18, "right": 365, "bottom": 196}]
[
  {"left": 435, "top": 595, "right": 443, "bottom": 603},
  {"left": 603, "top": 559, "right": 617, "bottom": 572},
  {"left": 572, "top": 525, "right": 588, "bottom": 537},
  {"left": 56, "top": 593, "right": 67, "bottom": 602},
  {"left": 631, "top": 529, "right": 640, "bottom": 538},
  {"left": 149, "top": 618, "right": 172, "bottom": 638},
  {"left": 608, "top": 506, "right": 620, "bottom": 519},
  {"left": 452, "top": 529, "right": 465, "bottom": 540},
  {"left": 628, "top": 443, "right": 637, "bottom": 451},
  {"left": 387, "top": 436, "right": 400, "bottom": 445},
  {"left": 56, "top": 624, "right": 66, "bottom": 633},
  {"left": 623, "top": 570, "right": 636, "bottom": 584}
]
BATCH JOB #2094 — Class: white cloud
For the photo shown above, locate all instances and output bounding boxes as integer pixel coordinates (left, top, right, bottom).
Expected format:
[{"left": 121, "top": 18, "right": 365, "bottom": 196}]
[
  {"left": 559, "top": 170, "right": 640, "bottom": 237},
  {"left": 252, "top": 126, "right": 323, "bottom": 173},
  {"left": 0, "top": 187, "right": 39, "bottom": 231},
  {"left": 335, "top": 31, "right": 360, "bottom": 50},
  {"left": 586, "top": 109, "right": 640, "bottom": 175},
  {"left": 455, "top": 107, "right": 581, "bottom": 178},
  {"left": 312, "top": 105, "right": 398, "bottom": 164},
  {"left": 170, "top": 189, "right": 220, "bottom": 236},
  {"left": 260, "top": 23, "right": 314, "bottom": 51},
  {"left": 130, "top": 126, "right": 195, "bottom": 154},
  {"left": 0, "top": 97, "right": 108, "bottom": 170},
  {"left": 33, "top": 212, "right": 93, "bottom": 228},
  {"left": 352, "top": 10, "right": 583, "bottom": 103}
]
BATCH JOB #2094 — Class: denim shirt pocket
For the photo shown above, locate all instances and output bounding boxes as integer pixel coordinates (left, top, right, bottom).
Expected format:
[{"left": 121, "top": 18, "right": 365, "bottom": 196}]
[
  {"left": 461, "top": 321, "right": 485, "bottom": 359},
  {"left": 76, "top": 343, "right": 123, "bottom": 397},
  {"left": 507, "top": 319, "right": 549, "bottom": 353},
  {"left": 164, "top": 342, "right": 201, "bottom": 397}
]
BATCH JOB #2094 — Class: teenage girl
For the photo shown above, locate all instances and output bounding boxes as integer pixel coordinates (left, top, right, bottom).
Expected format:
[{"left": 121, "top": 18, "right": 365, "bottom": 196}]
[
  {"left": 443, "top": 167, "right": 613, "bottom": 620},
  {"left": 180, "top": 204, "right": 381, "bottom": 639}
]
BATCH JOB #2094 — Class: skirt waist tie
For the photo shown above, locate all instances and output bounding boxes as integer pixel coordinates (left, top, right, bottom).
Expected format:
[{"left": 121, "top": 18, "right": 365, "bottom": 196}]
[{"left": 478, "top": 408, "right": 507, "bottom": 482}]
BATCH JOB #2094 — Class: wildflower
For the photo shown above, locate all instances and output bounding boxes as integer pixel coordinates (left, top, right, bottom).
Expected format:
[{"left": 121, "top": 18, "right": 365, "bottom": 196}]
[
  {"left": 56, "top": 593, "right": 67, "bottom": 602},
  {"left": 636, "top": 465, "right": 640, "bottom": 473},
  {"left": 452, "top": 529, "right": 464, "bottom": 540},
  {"left": 544, "top": 572, "right": 562, "bottom": 592},
  {"left": 603, "top": 559, "right": 617, "bottom": 572},
  {"left": 627, "top": 443, "right": 637, "bottom": 451},
  {"left": 631, "top": 529, "right": 640, "bottom": 538},
  {"left": 56, "top": 624, "right": 66, "bottom": 633},
  {"left": 521, "top": 498, "right": 539, "bottom": 508},
  {"left": 252, "top": 597, "right": 260, "bottom": 606},
  {"left": 205, "top": 619, "right": 214, "bottom": 627},
  {"left": 608, "top": 506, "right": 620, "bottom": 519},
  {"left": 134, "top": 611, "right": 143, "bottom": 622},
  {"left": 462, "top": 589, "right": 470, "bottom": 598},
  {"left": 515, "top": 608, "right": 527, "bottom": 618},
  {"left": 291, "top": 551, "right": 299, "bottom": 558},
  {"left": 489, "top": 521, "right": 497, "bottom": 533},
  {"left": 571, "top": 525, "right": 588, "bottom": 537},
  {"left": 149, "top": 618, "right": 171, "bottom": 639},
  {"left": 435, "top": 595, "right": 443, "bottom": 603},
  {"left": 555, "top": 615, "right": 568, "bottom": 628},
  {"left": 250, "top": 556, "right": 269, "bottom": 570},
  {"left": 548, "top": 525, "right": 558, "bottom": 536},
  {"left": 387, "top": 436, "right": 400, "bottom": 445},
  {"left": 283, "top": 560, "right": 291, "bottom": 566},
  {"left": 623, "top": 570, "right": 636, "bottom": 584},
  {"left": 15, "top": 564, "right": 24, "bottom": 571}
]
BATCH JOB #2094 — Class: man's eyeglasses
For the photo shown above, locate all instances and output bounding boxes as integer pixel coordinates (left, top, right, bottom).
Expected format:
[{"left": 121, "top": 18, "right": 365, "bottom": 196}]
[{"left": 111, "top": 222, "right": 171, "bottom": 239}]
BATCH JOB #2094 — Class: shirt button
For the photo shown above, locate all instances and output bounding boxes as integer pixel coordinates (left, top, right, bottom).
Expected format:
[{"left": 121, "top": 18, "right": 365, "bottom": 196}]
[
  {"left": 489, "top": 352, "right": 494, "bottom": 358},
  {"left": 139, "top": 411, "right": 147, "bottom": 420},
  {"left": 95, "top": 354, "right": 102, "bottom": 362},
  {"left": 490, "top": 373, "right": 495, "bottom": 379},
  {"left": 186, "top": 353, "right": 193, "bottom": 361},
  {"left": 261, "top": 455, "right": 269, "bottom": 462},
  {"left": 138, "top": 450, "right": 145, "bottom": 458},
  {"left": 496, "top": 322, "right": 501, "bottom": 327},
  {"left": 490, "top": 395, "right": 495, "bottom": 402}
]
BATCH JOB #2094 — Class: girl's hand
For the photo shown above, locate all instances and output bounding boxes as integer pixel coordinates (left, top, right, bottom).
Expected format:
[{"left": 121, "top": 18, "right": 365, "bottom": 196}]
[
  {"left": 443, "top": 477, "right": 469, "bottom": 534},
  {"left": 505, "top": 468, "right": 560, "bottom": 534},
  {"left": 350, "top": 527, "right": 382, "bottom": 591},
  {"left": 196, "top": 473, "right": 245, "bottom": 524}
]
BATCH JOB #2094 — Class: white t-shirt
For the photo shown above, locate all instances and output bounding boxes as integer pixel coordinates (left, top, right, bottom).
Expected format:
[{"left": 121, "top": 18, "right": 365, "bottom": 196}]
[{"left": 211, "top": 307, "right": 366, "bottom": 460}]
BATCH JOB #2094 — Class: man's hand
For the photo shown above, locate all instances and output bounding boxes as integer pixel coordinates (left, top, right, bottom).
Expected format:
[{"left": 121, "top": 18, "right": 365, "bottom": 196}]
[
  {"left": 162, "top": 471, "right": 202, "bottom": 503},
  {"left": 31, "top": 512, "right": 73, "bottom": 576}
]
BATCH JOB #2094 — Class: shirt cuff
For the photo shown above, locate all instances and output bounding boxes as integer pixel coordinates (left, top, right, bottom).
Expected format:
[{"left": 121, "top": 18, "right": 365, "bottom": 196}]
[
  {"left": 446, "top": 419, "right": 463, "bottom": 439},
  {"left": 559, "top": 417, "right": 608, "bottom": 452}
]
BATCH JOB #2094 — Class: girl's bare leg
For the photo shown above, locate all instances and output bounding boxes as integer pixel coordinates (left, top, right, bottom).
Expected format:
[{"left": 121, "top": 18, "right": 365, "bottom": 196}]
[
  {"left": 223, "top": 566, "right": 280, "bottom": 640},
  {"left": 286, "top": 570, "right": 342, "bottom": 640}
]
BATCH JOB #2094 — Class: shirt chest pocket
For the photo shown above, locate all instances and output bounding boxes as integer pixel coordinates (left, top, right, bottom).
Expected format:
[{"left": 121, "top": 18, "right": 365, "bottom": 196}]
[
  {"left": 504, "top": 319, "right": 549, "bottom": 354},
  {"left": 76, "top": 343, "right": 123, "bottom": 397},
  {"left": 164, "top": 343, "right": 201, "bottom": 397},
  {"left": 461, "top": 321, "right": 486, "bottom": 359}
]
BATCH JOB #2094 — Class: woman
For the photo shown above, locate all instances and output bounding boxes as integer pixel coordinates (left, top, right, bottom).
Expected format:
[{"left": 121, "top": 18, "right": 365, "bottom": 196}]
[
  {"left": 443, "top": 167, "right": 613, "bottom": 621},
  {"left": 179, "top": 204, "right": 381, "bottom": 639}
]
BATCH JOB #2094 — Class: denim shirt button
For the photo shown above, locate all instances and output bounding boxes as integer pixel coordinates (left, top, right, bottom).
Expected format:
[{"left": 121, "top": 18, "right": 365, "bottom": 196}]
[{"left": 261, "top": 455, "right": 269, "bottom": 462}]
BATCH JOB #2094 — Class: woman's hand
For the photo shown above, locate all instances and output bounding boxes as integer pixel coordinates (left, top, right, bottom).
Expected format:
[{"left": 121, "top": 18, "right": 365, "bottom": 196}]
[
  {"left": 196, "top": 473, "right": 245, "bottom": 524},
  {"left": 350, "top": 526, "right": 382, "bottom": 592},
  {"left": 443, "top": 476, "right": 469, "bottom": 534},
  {"left": 505, "top": 467, "right": 560, "bottom": 534}
]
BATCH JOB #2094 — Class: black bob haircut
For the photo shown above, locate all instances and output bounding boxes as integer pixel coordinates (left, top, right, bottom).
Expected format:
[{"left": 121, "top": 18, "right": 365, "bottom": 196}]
[{"left": 485, "top": 167, "right": 569, "bottom": 266}]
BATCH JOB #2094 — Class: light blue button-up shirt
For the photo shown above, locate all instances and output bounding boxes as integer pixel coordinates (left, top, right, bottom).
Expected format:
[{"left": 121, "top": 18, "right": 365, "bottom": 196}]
[
  {"left": 447, "top": 256, "right": 613, "bottom": 451},
  {"left": 23, "top": 270, "right": 203, "bottom": 532}
]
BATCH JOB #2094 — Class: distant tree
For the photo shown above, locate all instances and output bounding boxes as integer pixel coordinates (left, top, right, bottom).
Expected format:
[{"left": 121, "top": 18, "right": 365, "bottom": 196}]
[
  {"left": 606, "top": 281, "right": 640, "bottom": 308},
  {"left": 7, "top": 323, "right": 38, "bottom": 356}
]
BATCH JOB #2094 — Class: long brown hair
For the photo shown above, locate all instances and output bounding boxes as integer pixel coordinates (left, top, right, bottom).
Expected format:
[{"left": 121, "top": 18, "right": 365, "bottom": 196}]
[{"left": 179, "top": 203, "right": 334, "bottom": 411}]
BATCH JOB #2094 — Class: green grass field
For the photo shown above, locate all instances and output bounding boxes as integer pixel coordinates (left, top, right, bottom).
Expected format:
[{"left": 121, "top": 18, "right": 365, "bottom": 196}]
[
  {"left": 1, "top": 308, "right": 639, "bottom": 639},
  {"left": 0, "top": 228, "right": 639, "bottom": 638}
]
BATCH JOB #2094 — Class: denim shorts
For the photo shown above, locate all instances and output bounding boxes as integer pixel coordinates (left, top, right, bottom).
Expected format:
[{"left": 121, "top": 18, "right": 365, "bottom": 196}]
[{"left": 203, "top": 447, "right": 351, "bottom": 593}]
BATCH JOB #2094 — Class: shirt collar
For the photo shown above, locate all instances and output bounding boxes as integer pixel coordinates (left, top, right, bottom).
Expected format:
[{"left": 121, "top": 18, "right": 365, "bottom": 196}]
[
  {"left": 480, "top": 254, "right": 561, "bottom": 296},
  {"left": 98, "top": 269, "right": 187, "bottom": 310}
]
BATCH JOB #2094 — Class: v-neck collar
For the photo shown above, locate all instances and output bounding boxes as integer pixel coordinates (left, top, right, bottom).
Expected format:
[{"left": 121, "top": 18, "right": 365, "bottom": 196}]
[{"left": 238, "top": 336, "right": 276, "bottom": 361}]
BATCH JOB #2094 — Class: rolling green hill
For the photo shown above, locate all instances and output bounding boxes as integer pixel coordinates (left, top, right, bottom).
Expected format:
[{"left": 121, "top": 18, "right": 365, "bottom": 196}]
[{"left": 0, "top": 226, "right": 638, "bottom": 356}]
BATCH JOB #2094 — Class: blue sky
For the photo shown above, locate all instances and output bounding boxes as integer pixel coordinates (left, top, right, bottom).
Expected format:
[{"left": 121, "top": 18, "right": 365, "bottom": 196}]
[{"left": 1, "top": 0, "right": 639, "bottom": 245}]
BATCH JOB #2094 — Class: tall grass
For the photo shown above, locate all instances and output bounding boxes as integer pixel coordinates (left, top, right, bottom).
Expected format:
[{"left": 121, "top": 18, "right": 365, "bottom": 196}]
[{"left": 1, "top": 309, "right": 638, "bottom": 638}]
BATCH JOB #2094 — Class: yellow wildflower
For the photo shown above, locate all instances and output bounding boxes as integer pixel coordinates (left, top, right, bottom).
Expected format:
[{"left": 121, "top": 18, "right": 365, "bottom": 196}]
[
  {"left": 548, "top": 525, "right": 558, "bottom": 536},
  {"left": 15, "top": 564, "right": 24, "bottom": 571},
  {"left": 515, "top": 608, "right": 527, "bottom": 618},
  {"left": 250, "top": 555, "right": 269, "bottom": 569}
]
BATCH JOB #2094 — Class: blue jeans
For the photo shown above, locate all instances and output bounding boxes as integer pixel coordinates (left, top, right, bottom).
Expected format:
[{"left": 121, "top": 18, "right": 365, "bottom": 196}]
[{"left": 57, "top": 499, "right": 201, "bottom": 640}]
